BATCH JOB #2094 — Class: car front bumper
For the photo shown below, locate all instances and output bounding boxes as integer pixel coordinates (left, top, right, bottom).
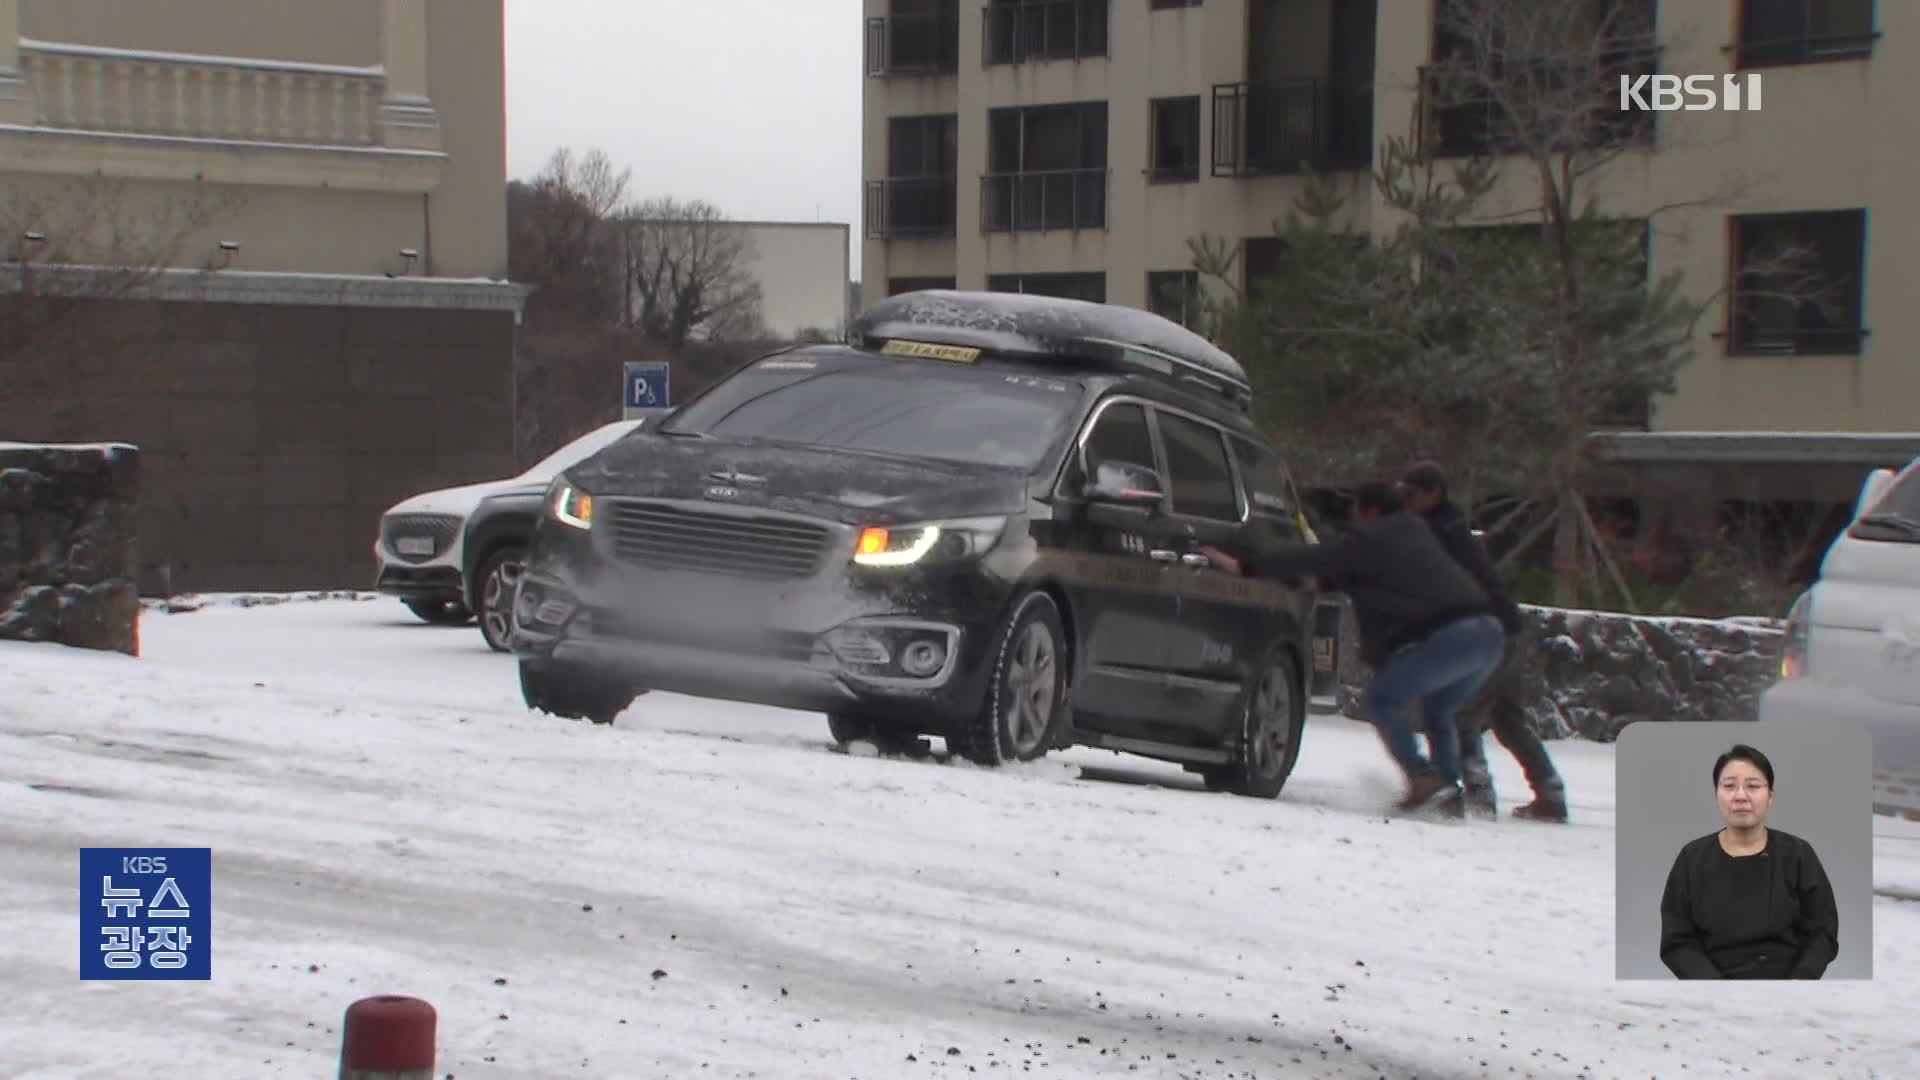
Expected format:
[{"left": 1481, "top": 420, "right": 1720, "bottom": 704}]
[
  {"left": 374, "top": 563, "right": 465, "bottom": 602},
  {"left": 1758, "top": 677, "right": 1920, "bottom": 819},
  {"left": 508, "top": 523, "right": 1015, "bottom": 725}
]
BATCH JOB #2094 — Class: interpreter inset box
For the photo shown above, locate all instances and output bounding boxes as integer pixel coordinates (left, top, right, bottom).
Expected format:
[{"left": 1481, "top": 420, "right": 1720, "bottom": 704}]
[{"left": 1613, "top": 722, "right": 1872, "bottom": 980}]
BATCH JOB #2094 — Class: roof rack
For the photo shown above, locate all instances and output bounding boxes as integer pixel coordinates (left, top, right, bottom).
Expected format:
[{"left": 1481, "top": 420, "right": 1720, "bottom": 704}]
[{"left": 849, "top": 289, "right": 1254, "bottom": 412}]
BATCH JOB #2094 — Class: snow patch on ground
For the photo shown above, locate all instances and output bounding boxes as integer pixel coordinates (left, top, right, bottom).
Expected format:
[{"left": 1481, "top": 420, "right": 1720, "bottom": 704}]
[{"left": 0, "top": 596, "right": 1913, "bottom": 1078}]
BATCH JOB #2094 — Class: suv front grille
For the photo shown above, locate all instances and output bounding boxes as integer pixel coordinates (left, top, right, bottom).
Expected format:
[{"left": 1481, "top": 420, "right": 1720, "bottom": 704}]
[
  {"left": 605, "top": 501, "right": 831, "bottom": 580},
  {"left": 381, "top": 513, "right": 462, "bottom": 564}
]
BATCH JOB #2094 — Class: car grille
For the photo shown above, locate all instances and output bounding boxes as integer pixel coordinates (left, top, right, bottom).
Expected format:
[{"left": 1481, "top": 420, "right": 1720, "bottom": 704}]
[
  {"left": 604, "top": 501, "right": 831, "bottom": 580},
  {"left": 381, "top": 513, "right": 462, "bottom": 564}
]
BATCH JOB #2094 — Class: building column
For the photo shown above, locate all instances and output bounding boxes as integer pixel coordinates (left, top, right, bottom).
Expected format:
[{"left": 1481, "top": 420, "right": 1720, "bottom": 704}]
[
  {"left": 378, "top": 0, "right": 442, "bottom": 151},
  {"left": 0, "top": 0, "right": 35, "bottom": 125}
]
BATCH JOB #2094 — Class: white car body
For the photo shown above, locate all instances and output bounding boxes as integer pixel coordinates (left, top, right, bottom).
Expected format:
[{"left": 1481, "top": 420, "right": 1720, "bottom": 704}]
[
  {"left": 374, "top": 416, "right": 659, "bottom": 613},
  {"left": 1759, "top": 455, "right": 1920, "bottom": 819}
]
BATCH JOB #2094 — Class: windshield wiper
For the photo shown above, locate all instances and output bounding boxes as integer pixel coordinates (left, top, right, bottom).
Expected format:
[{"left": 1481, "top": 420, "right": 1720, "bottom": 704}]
[
  {"left": 658, "top": 428, "right": 709, "bottom": 439},
  {"left": 1853, "top": 512, "right": 1920, "bottom": 539}
]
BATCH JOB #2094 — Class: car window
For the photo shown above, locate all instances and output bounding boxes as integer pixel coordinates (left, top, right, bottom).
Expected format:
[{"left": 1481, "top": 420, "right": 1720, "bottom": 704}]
[
  {"left": 1231, "top": 436, "right": 1305, "bottom": 540},
  {"left": 1081, "top": 402, "right": 1157, "bottom": 477},
  {"left": 1871, "top": 466, "right": 1920, "bottom": 519},
  {"left": 1157, "top": 412, "right": 1240, "bottom": 522},
  {"left": 663, "top": 352, "right": 1081, "bottom": 469}
]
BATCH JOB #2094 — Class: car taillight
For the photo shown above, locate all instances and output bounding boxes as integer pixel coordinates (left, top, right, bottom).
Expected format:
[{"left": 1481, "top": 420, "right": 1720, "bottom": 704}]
[{"left": 1780, "top": 591, "right": 1812, "bottom": 680}]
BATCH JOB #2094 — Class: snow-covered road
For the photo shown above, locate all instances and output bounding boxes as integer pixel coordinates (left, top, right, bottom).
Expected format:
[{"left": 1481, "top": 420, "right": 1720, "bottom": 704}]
[{"left": 1, "top": 594, "right": 1916, "bottom": 1079}]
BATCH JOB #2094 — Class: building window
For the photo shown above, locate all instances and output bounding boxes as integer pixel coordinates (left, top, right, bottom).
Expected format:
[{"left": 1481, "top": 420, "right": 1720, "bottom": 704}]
[
  {"left": 1242, "top": 236, "right": 1286, "bottom": 298},
  {"left": 1737, "top": 0, "right": 1876, "bottom": 68},
  {"left": 866, "top": 114, "right": 959, "bottom": 239},
  {"left": 888, "top": 276, "right": 956, "bottom": 296},
  {"left": 987, "top": 272, "right": 1106, "bottom": 303},
  {"left": 1146, "top": 270, "right": 1201, "bottom": 327},
  {"left": 982, "top": 102, "right": 1108, "bottom": 232},
  {"left": 1150, "top": 0, "right": 1201, "bottom": 9},
  {"left": 864, "top": 0, "right": 960, "bottom": 77},
  {"left": 983, "top": 0, "right": 1110, "bottom": 66},
  {"left": 1148, "top": 96, "right": 1201, "bottom": 183},
  {"left": 1729, "top": 210, "right": 1867, "bottom": 356}
]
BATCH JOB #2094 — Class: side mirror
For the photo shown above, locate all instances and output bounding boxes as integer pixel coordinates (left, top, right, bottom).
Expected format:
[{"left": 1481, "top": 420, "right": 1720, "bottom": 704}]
[{"left": 1083, "top": 461, "right": 1165, "bottom": 510}]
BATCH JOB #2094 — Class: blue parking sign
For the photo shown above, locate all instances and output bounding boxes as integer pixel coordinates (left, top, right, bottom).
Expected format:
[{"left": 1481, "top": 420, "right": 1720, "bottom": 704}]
[
  {"left": 80, "top": 847, "right": 212, "bottom": 981},
  {"left": 624, "top": 362, "right": 671, "bottom": 409}
]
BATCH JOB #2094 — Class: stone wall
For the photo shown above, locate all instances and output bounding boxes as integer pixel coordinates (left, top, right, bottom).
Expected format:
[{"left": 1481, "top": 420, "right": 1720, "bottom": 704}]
[
  {"left": 0, "top": 272, "right": 524, "bottom": 593},
  {"left": 0, "top": 442, "right": 141, "bottom": 653},
  {"left": 1332, "top": 602, "right": 1784, "bottom": 742}
]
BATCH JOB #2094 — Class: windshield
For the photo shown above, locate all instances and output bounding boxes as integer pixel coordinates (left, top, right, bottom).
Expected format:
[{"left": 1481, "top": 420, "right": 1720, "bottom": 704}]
[
  {"left": 662, "top": 352, "right": 1081, "bottom": 468},
  {"left": 1852, "top": 464, "right": 1920, "bottom": 542},
  {"left": 520, "top": 420, "right": 642, "bottom": 480}
]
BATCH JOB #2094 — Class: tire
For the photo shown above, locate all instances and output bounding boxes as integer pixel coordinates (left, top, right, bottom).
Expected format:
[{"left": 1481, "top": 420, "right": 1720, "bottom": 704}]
[
  {"left": 519, "top": 660, "right": 633, "bottom": 726},
  {"left": 952, "top": 591, "right": 1070, "bottom": 767},
  {"left": 404, "top": 598, "right": 472, "bottom": 625},
  {"left": 1202, "top": 646, "right": 1306, "bottom": 799},
  {"left": 475, "top": 545, "right": 527, "bottom": 654}
]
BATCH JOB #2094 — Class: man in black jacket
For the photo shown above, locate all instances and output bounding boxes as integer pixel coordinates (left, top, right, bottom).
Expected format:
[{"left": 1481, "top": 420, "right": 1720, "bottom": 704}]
[
  {"left": 1200, "top": 481, "right": 1507, "bottom": 813},
  {"left": 1400, "top": 462, "right": 1568, "bottom": 823}
]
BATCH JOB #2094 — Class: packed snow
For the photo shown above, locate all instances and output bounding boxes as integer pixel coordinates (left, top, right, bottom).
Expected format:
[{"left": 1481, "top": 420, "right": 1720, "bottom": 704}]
[{"left": 1, "top": 595, "right": 1917, "bottom": 1079}]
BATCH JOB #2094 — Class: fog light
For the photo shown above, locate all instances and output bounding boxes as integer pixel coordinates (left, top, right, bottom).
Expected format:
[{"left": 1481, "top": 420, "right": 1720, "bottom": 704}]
[
  {"left": 900, "top": 638, "right": 946, "bottom": 677},
  {"left": 827, "top": 629, "right": 891, "bottom": 666}
]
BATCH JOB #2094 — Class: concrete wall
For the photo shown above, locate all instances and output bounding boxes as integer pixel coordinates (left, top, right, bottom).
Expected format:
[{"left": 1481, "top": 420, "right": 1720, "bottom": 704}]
[
  {"left": 0, "top": 441, "right": 141, "bottom": 653},
  {"left": 0, "top": 276, "right": 521, "bottom": 593},
  {"left": 742, "top": 221, "right": 853, "bottom": 339}
]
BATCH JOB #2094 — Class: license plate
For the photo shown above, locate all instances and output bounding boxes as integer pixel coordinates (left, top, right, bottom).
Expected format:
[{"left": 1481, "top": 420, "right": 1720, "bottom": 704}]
[{"left": 396, "top": 536, "right": 435, "bottom": 556}]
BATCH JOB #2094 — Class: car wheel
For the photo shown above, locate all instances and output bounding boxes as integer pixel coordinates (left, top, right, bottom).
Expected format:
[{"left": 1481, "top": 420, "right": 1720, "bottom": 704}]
[
  {"left": 476, "top": 545, "right": 527, "bottom": 654},
  {"left": 519, "top": 660, "right": 633, "bottom": 726},
  {"left": 404, "top": 598, "right": 472, "bottom": 625},
  {"left": 953, "top": 591, "right": 1069, "bottom": 767},
  {"left": 1202, "top": 646, "right": 1306, "bottom": 799}
]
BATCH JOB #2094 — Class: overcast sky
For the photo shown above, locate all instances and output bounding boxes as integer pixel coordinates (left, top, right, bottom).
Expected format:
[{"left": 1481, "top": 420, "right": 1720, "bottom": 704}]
[{"left": 505, "top": 0, "right": 864, "bottom": 278}]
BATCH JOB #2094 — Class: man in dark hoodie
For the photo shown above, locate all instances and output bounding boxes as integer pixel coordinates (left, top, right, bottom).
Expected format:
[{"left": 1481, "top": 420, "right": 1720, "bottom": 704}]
[
  {"left": 1199, "top": 481, "right": 1506, "bottom": 814},
  {"left": 1400, "top": 462, "right": 1569, "bottom": 823}
]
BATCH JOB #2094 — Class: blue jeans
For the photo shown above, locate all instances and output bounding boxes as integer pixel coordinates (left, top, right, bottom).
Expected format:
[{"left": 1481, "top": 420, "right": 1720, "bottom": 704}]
[{"left": 1363, "top": 614, "right": 1507, "bottom": 786}]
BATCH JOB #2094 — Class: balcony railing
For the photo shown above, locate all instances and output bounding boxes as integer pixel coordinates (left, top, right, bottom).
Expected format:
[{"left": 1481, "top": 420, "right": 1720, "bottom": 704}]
[
  {"left": 17, "top": 38, "right": 386, "bottom": 146},
  {"left": 982, "top": 0, "right": 1109, "bottom": 67},
  {"left": 864, "top": 12, "right": 960, "bottom": 77},
  {"left": 1420, "top": 43, "right": 1661, "bottom": 157},
  {"left": 864, "top": 176, "right": 958, "bottom": 239},
  {"left": 1210, "top": 79, "right": 1374, "bottom": 177},
  {"left": 980, "top": 168, "right": 1108, "bottom": 233}
]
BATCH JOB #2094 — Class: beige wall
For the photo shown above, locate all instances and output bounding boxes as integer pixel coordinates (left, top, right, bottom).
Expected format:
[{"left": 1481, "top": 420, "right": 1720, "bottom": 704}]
[
  {"left": 741, "top": 222, "right": 852, "bottom": 338},
  {"left": 2, "top": 0, "right": 506, "bottom": 279},
  {"left": 863, "top": 0, "right": 1913, "bottom": 434}
]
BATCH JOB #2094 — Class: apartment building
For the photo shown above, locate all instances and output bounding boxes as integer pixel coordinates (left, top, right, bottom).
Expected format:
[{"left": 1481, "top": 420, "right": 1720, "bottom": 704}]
[
  {"left": 860, "top": 0, "right": 1915, "bottom": 457},
  {"left": 0, "top": 0, "right": 520, "bottom": 592}
]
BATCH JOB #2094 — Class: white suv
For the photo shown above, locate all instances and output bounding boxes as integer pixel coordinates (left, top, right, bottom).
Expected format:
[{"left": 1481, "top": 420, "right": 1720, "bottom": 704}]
[
  {"left": 1761, "top": 456, "right": 1920, "bottom": 819},
  {"left": 374, "top": 417, "right": 657, "bottom": 623}
]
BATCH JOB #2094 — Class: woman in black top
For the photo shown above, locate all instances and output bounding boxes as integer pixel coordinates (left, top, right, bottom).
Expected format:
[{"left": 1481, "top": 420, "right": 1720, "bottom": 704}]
[{"left": 1658, "top": 744, "right": 1839, "bottom": 979}]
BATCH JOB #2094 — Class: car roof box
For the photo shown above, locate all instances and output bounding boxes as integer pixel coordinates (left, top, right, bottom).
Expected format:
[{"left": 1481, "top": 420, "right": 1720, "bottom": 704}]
[{"left": 850, "top": 289, "right": 1253, "bottom": 411}]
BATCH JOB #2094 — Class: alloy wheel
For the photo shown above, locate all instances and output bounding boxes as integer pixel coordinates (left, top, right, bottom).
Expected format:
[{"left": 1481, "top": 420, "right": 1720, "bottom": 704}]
[
  {"left": 481, "top": 554, "right": 524, "bottom": 648},
  {"left": 1247, "top": 663, "right": 1294, "bottom": 778},
  {"left": 1003, "top": 621, "right": 1058, "bottom": 756}
]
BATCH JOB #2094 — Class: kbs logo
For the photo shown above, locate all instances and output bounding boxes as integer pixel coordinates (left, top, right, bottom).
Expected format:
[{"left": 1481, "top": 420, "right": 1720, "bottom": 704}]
[{"left": 1619, "top": 73, "right": 1763, "bottom": 112}]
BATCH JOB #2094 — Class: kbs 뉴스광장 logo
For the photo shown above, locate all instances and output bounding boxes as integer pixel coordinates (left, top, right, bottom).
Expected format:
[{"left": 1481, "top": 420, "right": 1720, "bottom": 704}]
[{"left": 79, "top": 847, "right": 212, "bottom": 981}]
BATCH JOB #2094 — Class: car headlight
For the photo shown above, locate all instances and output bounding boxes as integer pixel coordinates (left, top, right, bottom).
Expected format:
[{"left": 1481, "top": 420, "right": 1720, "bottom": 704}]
[
  {"left": 545, "top": 478, "right": 595, "bottom": 530},
  {"left": 851, "top": 516, "right": 1006, "bottom": 567}
]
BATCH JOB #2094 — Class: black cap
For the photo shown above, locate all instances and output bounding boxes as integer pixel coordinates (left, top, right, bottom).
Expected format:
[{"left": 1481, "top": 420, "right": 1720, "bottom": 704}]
[{"left": 1401, "top": 460, "right": 1447, "bottom": 496}]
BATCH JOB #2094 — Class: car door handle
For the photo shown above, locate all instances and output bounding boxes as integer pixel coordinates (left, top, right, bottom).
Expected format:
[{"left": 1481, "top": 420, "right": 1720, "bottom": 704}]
[
  {"left": 1149, "top": 549, "right": 1180, "bottom": 562},
  {"left": 1180, "top": 553, "right": 1210, "bottom": 569}
]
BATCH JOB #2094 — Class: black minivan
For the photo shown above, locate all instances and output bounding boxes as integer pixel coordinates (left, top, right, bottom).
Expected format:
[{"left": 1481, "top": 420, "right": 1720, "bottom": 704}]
[{"left": 509, "top": 290, "right": 1321, "bottom": 797}]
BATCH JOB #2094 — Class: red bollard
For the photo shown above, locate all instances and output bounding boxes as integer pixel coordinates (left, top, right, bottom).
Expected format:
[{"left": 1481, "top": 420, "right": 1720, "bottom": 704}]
[{"left": 339, "top": 994, "right": 436, "bottom": 1079}]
